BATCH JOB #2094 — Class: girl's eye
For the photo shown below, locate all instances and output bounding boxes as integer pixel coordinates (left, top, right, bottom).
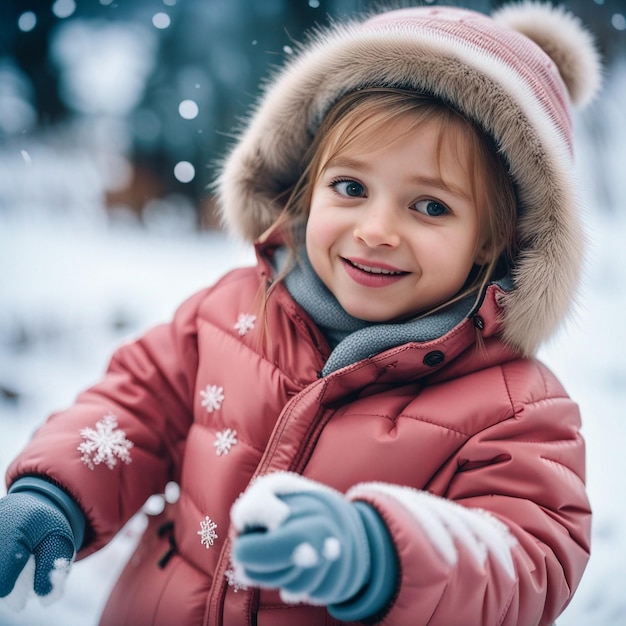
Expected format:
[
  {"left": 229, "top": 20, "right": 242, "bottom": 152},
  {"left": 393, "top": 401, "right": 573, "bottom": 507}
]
[
  {"left": 413, "top": 199, "right": 449, "bottom": 217},
  {"left": 332, "top": 179, "right": 366, "bottom": 198}
]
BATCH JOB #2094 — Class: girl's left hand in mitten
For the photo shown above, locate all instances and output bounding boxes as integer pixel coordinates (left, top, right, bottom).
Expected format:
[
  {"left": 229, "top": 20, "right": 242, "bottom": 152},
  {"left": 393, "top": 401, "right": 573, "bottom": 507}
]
[
  {"left": 0, "top": 492, "right": 76, "bottom": 611},
  {"left": 230, "top": 472, "right": 397, "bottom": 621}
]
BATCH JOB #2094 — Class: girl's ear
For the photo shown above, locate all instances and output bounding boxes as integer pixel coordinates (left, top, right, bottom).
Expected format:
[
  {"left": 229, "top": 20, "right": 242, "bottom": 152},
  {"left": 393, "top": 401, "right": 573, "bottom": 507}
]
[{"left": 473, "top": 240, "right": 493, "bottom": 266}]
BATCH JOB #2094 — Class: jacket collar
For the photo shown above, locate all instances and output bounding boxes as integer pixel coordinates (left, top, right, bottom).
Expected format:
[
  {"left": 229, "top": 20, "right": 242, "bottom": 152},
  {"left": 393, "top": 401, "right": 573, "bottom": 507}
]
[{"left": 317, "top": 281, "right": 516, "bottom": 405}]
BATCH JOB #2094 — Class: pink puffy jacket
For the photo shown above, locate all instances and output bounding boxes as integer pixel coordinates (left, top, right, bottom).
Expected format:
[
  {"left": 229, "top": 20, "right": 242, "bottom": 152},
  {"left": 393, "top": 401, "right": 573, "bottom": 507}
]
[{"left": 7, "top": 247, "right": 590, "bottom": 626}]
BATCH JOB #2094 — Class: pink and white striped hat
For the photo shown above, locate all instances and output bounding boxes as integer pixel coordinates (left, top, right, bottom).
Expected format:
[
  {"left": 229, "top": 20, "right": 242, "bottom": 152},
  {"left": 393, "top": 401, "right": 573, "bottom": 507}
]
[{"left": 217, "top": 2, "right": 602, "bottom": 354}]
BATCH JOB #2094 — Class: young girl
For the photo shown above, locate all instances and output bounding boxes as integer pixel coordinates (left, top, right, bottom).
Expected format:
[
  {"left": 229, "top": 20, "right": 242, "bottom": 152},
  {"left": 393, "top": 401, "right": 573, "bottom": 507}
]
[{"left": 0, "top": 3, "right": 601, "bottom": 625}]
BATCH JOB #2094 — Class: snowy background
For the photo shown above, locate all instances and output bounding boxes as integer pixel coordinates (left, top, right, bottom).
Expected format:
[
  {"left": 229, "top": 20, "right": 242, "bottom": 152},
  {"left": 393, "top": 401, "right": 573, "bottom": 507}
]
[{"left": 1, "top": 1, "right": 626, "bottom": 624}]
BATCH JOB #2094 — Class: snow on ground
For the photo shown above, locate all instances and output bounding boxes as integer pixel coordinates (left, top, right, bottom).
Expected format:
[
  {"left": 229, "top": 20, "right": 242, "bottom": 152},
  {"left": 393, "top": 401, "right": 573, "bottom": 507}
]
[{"left": 0, "top": 202, "right": 625, "bottom": 625}]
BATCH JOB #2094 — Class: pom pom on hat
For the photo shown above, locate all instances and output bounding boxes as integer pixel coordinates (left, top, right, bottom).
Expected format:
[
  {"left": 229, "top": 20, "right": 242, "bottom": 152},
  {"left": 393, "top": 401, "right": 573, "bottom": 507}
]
[{"left": 494, "top": 1, "right": 603, "bottom": 107}]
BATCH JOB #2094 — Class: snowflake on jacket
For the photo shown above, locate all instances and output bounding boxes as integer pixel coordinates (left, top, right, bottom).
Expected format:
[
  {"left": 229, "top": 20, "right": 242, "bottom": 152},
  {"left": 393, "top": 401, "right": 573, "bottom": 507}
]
[
  {"left": 234, "top": 313, "right": 256, "bottom": 336},
  {"left": 198, "top": 516, "right": 218, "bottom": 549},
  {"left": 214, "top": 428, "right": 238, "bottom": 456},
  {"left": 200, "top": 384, "right": 224, "bottom": 413},
  {"left": 78, "top": 414, "right": 133, "bottom": 470}
]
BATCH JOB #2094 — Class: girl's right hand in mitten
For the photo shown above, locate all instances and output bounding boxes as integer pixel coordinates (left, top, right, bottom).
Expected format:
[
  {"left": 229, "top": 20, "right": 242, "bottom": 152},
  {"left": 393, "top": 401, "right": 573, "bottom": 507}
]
[
  {"left": 0, "top": 491, "right": 77, "bottom": 610},
  {"left": 231, "top": 472, "right": 398, "bottom": 621}
]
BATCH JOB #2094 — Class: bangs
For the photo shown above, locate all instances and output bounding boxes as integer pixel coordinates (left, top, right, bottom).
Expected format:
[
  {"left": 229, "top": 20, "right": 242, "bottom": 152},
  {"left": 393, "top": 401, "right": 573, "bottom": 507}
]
[
  {"left": 318, "top": 107, "right": 430, "bottom": 173},
  {"left": 313, "top": 91, "right": 483, "bottom": 216}
]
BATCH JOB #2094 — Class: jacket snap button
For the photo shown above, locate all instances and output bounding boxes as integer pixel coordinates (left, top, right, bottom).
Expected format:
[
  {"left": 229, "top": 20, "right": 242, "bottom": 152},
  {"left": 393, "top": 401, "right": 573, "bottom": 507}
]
[
  {"left": 423, "top": 350, "right": 445, "bottom": 367},
  {"left": 473, "top": 315, "right": 485, "bottom": 330}
]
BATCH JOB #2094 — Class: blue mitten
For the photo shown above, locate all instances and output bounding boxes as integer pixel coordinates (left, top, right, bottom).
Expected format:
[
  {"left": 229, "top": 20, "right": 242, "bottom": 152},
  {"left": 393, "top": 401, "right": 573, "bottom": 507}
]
[
  {"left": 0, "top": 481, "right": 84, "bottom": 611},
  {"left": 230, "top": 472, "right": 397, "bottom": 621}
]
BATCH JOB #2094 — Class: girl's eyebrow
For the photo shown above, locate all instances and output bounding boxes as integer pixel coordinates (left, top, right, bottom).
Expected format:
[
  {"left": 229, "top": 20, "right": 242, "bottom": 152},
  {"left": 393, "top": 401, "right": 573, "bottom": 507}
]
[
  {"left": 324, "top": 157, "right": 471, "bottom": 200},
  {"left": 323, "top": 156, "right": 371, "bottom": 173},
  {"left": 407, "top": 174, "right": 472, "bottom": 200}
]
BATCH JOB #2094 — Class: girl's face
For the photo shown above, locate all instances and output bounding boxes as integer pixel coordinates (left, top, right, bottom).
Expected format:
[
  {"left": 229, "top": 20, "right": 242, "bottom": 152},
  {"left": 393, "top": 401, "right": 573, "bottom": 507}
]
[{"left": 305, "top": 118, "right": 490, "bottom": 322}]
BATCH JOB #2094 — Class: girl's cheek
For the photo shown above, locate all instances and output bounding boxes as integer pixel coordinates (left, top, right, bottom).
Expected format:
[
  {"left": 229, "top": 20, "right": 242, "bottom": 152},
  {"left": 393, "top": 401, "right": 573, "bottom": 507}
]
[{"left": 306, "top": 212, "right": 337, "bottom": 243}]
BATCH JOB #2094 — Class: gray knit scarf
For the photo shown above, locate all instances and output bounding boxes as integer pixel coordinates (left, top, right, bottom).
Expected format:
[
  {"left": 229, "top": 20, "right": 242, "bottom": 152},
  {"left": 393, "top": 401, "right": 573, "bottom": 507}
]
[{"left": 275, "top": 247, "right": 475, "bottom": 376}]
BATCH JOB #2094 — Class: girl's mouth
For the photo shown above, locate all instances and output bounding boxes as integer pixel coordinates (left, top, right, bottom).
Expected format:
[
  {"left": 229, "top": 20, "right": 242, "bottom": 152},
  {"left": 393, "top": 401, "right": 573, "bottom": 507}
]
[
  {"left": 341, "top": 257, "right": 408, "bottom": 287},
  {"left": 348, "top": 259, "right": 405, "bottom": 275}
]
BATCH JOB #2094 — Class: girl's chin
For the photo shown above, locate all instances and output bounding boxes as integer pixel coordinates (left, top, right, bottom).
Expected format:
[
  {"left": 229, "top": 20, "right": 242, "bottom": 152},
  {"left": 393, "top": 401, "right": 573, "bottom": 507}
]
[{"left": 338, "top": 302, "right": 413, "bottom": 323}]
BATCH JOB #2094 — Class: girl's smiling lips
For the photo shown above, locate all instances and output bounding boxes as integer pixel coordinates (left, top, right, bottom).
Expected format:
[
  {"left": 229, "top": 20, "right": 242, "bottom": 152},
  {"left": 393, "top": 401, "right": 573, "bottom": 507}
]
[{"left": 340, "top": 256, "right": 409, "bottom": 287}]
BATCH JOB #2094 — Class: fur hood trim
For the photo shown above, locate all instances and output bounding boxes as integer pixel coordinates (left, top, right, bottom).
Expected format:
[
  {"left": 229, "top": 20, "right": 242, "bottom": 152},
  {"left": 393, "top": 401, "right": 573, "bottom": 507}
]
[{"left": 215, "top": 3, "right": 602, "bottom": 355}]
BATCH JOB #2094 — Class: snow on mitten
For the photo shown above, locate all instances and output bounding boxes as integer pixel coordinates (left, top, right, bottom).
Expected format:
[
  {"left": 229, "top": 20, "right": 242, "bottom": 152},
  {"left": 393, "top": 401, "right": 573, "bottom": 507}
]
[
  {"left": 230, "top": 471, "right": 397, "bottom": 621},
  {"left": 0, "top": 490, "right": 79, "bottom": 610}
]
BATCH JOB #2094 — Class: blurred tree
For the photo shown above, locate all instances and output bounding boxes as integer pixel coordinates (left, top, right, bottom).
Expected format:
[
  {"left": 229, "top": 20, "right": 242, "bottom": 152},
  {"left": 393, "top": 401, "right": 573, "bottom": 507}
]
[
  {"left": 1, "top": 0, "right": 66, "bottom": 127},
  {"left": 124, "top": 0, "right": 369, "bottom": 225},
  {"left": 1, "top": 0, "right": 623, "bottom": 226},
  {"left": 0, "top": 0, "right": 143, "bottom": 128}
]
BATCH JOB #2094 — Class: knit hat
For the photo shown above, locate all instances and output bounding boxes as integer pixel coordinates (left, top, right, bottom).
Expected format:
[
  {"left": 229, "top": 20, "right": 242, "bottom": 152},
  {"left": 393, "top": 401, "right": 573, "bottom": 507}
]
[{"left": 216, "top": 2, "right": 602, "bottom": 356}]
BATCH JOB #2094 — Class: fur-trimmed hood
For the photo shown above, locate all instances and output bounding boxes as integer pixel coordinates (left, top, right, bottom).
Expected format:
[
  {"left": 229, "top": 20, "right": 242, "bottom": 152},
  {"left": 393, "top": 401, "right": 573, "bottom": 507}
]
[{"left": 215, "top": 2, "right": 602, "bottom": 356}]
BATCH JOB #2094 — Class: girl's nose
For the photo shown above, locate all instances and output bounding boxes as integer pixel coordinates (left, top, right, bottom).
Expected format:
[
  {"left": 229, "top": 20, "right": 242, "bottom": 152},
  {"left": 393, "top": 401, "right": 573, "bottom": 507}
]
[{"left": 353, "top": 204, "right": 401, "bottom": 248}]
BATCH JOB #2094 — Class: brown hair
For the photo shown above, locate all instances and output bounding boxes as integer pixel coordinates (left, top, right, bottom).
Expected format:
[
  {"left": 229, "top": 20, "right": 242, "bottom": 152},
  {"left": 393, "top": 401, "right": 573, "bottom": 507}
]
[{"left": 259, "top": 87, "right": 517, "bottom": 322}]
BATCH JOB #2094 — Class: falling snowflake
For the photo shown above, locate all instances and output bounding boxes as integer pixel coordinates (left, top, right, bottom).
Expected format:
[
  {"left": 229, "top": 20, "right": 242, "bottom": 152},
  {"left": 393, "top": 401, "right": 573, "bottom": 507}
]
[
  {"left": 214, "top": 428, "right": 238, "bottom": 456},
  {"left": 225, "top": 567, "right": 248, "bottom": 592},
  {"left": 198, "top": 516, "right": 218, "bottom": 549},
  {"left": 234, "top": 313, "right": 256, "bottom": 336},
  {"left": 78, "top": 414, "right": 133, "bottom": 470},
  {"left": 200, "top": 385, "right": 224, "bottom": 413}
]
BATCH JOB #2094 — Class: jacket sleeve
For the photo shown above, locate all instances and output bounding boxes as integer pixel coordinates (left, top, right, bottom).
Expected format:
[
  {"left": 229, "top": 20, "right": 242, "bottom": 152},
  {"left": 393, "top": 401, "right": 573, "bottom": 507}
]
[
  {"left": 347, "top": 359, "right": 590, "bottom": 626},
  {"left": 5, "top": 287, "right": 210, "bottom": 557}
]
